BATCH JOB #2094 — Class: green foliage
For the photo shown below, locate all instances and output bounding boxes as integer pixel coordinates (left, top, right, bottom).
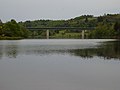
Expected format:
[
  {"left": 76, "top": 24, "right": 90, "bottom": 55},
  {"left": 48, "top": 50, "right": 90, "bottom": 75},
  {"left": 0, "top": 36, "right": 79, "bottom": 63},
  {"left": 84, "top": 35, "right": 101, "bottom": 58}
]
[
  {"left": 0, "top": 19, "right": 30, "bottom": 39},
  {"left": 114, "top": 21, "right": 120, "bottom": 31},
  {"left": 114, "top": 21, "right": 120, "bottom": 38},
  {"left": 53, "top": 30, "right": 81, "bottom": 39},
  {"left": 1, "top": 14, "right": 120, "bottom": 39},
  {"left": 97, "top": 16, "right": 103, "bottom": 22},
  {"left": 3, "top": 19, "right": 20, "bottom": 37},
  {"left": 89, "top": 22, "right": 115, "bottom": 38},
  {"left": 20, "top": 14, "right": 120, "bottom": 39},
  {"left": 20, "top": 14, "right": 96, "bottom": 28}
]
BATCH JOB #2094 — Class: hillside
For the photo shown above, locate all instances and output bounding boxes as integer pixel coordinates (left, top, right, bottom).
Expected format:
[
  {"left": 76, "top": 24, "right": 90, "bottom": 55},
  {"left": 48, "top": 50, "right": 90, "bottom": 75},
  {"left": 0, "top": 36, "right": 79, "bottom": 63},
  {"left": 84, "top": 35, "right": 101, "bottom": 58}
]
[
  {"left": 0, "top": 14, "right": 120, "bottom": 39},
  {"left": 19, "top": 14, "right": 120, "bottom": 28},
  {"left": 18, "top": 14, "right": 120, "bottom": 39}
]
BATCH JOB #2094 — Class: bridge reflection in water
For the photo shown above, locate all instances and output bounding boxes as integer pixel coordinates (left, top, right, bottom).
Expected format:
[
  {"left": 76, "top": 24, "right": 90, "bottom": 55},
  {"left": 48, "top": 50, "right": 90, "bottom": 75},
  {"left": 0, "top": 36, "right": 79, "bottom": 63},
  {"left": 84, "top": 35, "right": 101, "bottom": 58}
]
[{"left": 26, "top": 27, "right": 95, "bottom": 39}]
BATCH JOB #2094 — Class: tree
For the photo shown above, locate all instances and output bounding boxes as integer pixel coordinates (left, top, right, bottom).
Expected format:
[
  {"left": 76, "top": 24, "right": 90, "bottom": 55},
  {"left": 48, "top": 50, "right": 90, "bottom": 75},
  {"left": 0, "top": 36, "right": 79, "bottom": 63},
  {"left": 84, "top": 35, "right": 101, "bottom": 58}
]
[
  {"left": 0, "top": 19, "right": 2, "bottom": 25},
  {"left": 3, "top": 19, "right": 20, "bottom": 36},
  {"left": 1, "top": 19, "right": 30, "bottom": 38},
  {"left": 89, "top": 22, "right": 115, "bottom": 39},
  {"left": 97, "top": 16, "right": 103, "bottom": 22},
  {"left": 85, "top": 16, "right": 88, "bottom": 23},
  {"left": 114, "top": 22, "right": 120, "bottom": 38},
  {"left": 114, "top": 22, "right": 120, "bottom": 31},
  {"left": 0, "top": 20, "right": 4, "bottom": 36}
]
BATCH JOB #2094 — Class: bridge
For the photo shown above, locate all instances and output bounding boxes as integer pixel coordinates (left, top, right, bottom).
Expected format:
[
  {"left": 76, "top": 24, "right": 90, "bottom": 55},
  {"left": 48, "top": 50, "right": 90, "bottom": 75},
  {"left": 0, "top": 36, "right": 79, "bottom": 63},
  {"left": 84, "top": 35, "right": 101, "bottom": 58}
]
[{"left": 26, "top": 27, "right": 95, "bottom": 39}]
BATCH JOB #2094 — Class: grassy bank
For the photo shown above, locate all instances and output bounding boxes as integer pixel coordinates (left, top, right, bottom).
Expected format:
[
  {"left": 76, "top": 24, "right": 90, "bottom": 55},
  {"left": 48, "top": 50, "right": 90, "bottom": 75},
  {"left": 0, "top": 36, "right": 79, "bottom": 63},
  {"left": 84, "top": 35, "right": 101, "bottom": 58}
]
[
  {"left": 0, "top": 36, "right": 23, "bottom": 40},
  {"left": 52, "top": 33, "right": 80, "bottom": 39}
]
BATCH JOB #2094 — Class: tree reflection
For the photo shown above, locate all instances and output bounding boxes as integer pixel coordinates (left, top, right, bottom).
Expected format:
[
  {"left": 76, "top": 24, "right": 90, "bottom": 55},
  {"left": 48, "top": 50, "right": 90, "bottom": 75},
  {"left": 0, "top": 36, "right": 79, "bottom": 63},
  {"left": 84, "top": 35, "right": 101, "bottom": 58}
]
[
  {"left": 0, "top": 40, "right": 120, "bottom": 60},
  {"left": 0, "top": 44, "right": 18, "bottom": 59},
  {"left": 0, "top": 46, "right": 3, "bottom": 59},
  {"left": 6, "top": 45, "right": 18, "bottom": 58},
  {"left": 70, "top": 40, "right": 120, "bottom": 60}
]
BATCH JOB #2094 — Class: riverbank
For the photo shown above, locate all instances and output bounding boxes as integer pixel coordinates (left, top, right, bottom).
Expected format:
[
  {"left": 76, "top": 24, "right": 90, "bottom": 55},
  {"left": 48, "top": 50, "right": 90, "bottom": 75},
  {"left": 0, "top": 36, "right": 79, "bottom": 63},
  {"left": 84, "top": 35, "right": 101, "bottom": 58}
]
[{"left": 0, "top": 36, "right": 23, "bottom": 40}]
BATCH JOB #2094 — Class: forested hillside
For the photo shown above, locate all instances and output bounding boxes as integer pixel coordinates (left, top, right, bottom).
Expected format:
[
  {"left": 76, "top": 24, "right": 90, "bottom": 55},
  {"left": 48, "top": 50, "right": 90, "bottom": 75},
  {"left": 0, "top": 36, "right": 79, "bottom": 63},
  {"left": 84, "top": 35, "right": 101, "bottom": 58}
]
[
  {"left": 0, "top": 14, "right": 120, "bottom": 39},
  {"left": 19, "top": 14, "right": 120, "bottom": 38}
]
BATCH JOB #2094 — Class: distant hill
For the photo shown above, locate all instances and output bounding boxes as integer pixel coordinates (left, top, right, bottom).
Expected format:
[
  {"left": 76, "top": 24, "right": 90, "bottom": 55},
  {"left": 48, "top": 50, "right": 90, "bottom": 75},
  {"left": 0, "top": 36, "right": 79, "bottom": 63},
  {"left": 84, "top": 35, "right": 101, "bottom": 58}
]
[
  {"left": 19, "top": 14, "right": 120, "bottom": 28},
  {"left": 0, "top": 14, "right": 120, "bottom": 39}
]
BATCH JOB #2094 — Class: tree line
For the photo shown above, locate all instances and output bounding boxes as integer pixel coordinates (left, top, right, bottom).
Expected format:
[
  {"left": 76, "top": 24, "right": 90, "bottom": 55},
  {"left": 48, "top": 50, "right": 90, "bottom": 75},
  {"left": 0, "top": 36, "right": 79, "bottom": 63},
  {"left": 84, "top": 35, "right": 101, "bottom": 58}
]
[
  {"left": 0, "top": 19, "right": 30, "bottom": 39},
  {"left": 0, "top": 14, "right": 120, "bottom": 39}
]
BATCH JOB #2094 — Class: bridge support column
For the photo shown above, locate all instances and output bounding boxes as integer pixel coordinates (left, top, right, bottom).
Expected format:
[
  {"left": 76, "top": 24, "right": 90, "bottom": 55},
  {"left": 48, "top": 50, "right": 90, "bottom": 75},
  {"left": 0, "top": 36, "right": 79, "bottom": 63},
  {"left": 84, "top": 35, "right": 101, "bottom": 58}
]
[
  {"left": 46, "top": 30, "right": 49, "bottom": 39},
  {"left": 33, "top": 31, "right": 36, "bottom": 38},
  {"left": 81, "top": 30, "right": 85, "bottom": 39}
]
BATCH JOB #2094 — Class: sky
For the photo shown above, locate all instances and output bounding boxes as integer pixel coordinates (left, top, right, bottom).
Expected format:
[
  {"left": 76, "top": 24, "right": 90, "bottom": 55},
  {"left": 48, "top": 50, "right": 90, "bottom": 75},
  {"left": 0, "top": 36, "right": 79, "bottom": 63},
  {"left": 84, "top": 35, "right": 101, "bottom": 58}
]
[{"left": 0, "top": 0, "right": 120, "bottom": 22}]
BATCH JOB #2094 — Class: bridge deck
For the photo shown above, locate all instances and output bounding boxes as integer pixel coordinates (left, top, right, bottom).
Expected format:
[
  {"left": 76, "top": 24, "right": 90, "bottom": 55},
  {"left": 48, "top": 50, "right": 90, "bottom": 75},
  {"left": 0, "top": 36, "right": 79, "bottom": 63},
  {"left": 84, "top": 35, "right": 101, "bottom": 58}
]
[{"left": 26, "top": 27, "right": 95, "bottom": 30}]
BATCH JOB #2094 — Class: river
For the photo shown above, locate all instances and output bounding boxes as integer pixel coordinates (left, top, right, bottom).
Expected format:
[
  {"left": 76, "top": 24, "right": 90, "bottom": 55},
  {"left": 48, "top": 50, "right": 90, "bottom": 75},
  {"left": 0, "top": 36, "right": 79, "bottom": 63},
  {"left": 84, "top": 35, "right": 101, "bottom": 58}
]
[{"left": 0, "top": 39, "right": 120, "bottom": 90}]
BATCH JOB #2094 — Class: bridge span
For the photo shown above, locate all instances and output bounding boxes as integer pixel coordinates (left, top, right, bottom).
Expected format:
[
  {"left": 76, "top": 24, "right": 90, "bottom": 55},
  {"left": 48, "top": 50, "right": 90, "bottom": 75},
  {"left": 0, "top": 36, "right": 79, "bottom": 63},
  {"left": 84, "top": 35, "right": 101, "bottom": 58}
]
[
  {"left": 26, "top": 27, "right": 95, "bottom": 30},
  {"left": 26, "top": 27, "right": 95, "bottom": 39}
]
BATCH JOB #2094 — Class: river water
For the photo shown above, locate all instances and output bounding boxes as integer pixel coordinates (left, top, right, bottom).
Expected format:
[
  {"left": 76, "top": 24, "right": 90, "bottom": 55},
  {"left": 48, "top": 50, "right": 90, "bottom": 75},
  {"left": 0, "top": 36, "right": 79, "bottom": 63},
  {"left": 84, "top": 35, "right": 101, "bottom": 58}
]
[{"left": 0, "top": 39, "right": 120, "bottom": 90}]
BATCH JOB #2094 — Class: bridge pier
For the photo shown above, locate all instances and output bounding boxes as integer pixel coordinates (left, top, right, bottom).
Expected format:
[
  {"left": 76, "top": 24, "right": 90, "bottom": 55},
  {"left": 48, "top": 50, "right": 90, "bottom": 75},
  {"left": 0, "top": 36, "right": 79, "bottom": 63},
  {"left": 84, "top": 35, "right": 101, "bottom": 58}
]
[
  {"left": 81, "top": 30, "right": 85, "bottom": 39},
  {"left": 33, "top": 31, "right": 36, "bottom": 38},
  {"left": 46, "top": 30, "right": 49, "bottom": 39}
]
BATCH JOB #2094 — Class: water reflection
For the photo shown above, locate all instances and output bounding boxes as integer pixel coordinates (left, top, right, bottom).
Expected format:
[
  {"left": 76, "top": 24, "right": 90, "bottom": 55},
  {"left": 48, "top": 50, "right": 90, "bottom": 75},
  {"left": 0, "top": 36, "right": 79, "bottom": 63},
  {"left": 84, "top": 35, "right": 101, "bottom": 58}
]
[
  {"left": 70, "top": 40, "right": 120, "bottom": 59},
  {"left": 0, "top": 39, "right": 120, "bottom": 60}
]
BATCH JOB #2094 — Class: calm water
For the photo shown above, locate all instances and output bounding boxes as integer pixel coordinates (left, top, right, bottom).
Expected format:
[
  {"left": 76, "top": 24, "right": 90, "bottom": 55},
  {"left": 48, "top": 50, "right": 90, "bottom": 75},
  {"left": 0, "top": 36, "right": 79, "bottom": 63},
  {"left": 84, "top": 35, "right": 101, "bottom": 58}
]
[{"left": 0, "top": 39, "right": 120, "bottom": 90}]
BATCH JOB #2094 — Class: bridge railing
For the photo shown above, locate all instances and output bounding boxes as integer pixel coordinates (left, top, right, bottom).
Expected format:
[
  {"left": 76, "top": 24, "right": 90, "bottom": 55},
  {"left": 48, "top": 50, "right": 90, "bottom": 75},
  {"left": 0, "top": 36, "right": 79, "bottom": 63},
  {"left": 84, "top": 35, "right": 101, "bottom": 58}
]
[{"left": 26, "top": 27, "right": 95, "bottom": 30}]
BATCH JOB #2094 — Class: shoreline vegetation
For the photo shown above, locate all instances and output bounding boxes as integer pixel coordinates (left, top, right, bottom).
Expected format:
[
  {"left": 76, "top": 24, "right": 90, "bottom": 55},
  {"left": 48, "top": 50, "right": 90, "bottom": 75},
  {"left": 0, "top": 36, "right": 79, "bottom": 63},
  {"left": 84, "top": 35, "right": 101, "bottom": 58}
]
[
  {"left": 0, "top": 36, "right": 23, "bottom": 40},
  {"left": 0, "top": 14, "right": 120, "bottom": 40}
]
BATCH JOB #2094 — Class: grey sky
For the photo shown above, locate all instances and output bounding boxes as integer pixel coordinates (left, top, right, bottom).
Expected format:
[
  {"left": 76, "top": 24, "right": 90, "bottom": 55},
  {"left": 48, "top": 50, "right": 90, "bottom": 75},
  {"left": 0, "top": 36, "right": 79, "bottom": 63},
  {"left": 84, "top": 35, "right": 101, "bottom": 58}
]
[{"left": 0, "top": 0, "right": 120, "bottom": 22}]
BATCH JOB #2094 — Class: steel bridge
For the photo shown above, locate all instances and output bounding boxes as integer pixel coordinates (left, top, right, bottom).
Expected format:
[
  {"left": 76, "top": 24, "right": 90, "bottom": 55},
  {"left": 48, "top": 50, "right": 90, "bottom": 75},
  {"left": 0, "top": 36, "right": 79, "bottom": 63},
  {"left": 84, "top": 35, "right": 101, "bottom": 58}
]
[{"left": 26, "top": 27, "right": 95, "bottom": 39}]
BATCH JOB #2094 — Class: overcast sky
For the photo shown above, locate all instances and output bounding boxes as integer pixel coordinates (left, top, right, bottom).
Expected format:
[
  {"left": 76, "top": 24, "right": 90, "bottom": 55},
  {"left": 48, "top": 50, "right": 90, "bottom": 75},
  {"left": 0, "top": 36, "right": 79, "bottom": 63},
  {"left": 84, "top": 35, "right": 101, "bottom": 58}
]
[{"left": 0, "top": 0, "right": 120, "bottom": 22}]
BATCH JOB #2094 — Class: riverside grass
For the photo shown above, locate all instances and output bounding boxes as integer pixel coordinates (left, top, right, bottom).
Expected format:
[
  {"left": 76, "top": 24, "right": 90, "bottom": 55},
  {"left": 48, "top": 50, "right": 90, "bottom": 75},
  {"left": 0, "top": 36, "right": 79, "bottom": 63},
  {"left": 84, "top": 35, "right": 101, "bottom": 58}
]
[{"left": 0, "top": 36, "right": 23, "bottom": 40}]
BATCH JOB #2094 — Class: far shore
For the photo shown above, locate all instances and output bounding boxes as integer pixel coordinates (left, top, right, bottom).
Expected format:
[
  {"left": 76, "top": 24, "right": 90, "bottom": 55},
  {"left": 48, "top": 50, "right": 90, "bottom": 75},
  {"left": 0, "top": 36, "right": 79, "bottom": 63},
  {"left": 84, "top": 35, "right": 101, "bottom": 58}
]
[{"left": 0, "top": 36, "right": 24, "bottom": 40}]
